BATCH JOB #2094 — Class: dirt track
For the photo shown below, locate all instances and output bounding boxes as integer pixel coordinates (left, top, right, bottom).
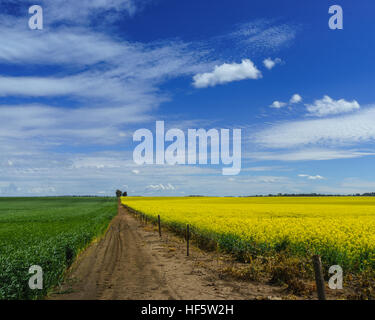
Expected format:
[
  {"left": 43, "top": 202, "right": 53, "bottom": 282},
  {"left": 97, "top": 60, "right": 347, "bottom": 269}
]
[{"left": 50, "top": 204, "right": 285, "bottom": 300}]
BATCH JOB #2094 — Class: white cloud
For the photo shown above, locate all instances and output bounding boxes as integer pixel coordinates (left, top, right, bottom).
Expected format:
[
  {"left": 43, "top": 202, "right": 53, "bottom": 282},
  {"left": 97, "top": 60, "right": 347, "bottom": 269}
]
[
  {"left": 1, "top": 6, "right": 369, "bottom": 197},
  {"left": 263, "top": 57, "right": 282, "bottom": 70},
  {"left": 229, "top": 175, "right": 291, "bottom": 184},
  {"left": 247, "top": 149, "right": 375, "bottom": 161},
  {"left": 244, "top": 166, "right": 286, "bottom": 172},
  {"left": 298, "top": 174, "right": 325, "bottom": 180},
  {"left": 71, "top": 156, "right": 129, "bottom": 169},
  {"left": 255, "top": 106, "right": 375, "bottom": 149},
  {"left": 0, "top": 104, "right": 148, "bottom": 145},
  {"left": 268, "top": 94, "right": 301, "bottom": 109},
  {"left": 0, "top": 148, "right": 357, "bottom": 196},
  {"left": 146, "top": 183, "right": 176, "bottom": 191},
  {"left": 269, "top": 101, "right": 287, "bottom": 109},
  {"left": 306, "top": 95, "right": 360, "bottom": 117},
  {"left": 132, "top": 169, "right": 140, "bottom": 174},
  {"left": 193, "top": 59, "right": 262, "bottom": 88},
  {"left": 0, "top": 15, "right": 214, "bottom": 146},
  {"left": 5, "top": 0, "right": 140, "bottom": 25},
  {"left": 290, "top": 94, "right": 302, "bottom": 104},
  {"left": 47, "top": 0, "right": 138, "bottom": 21},
  {"left": 0, "top": 28, "right": 208, "bottom": 101},
  {"left": 232, "top": 21, "right": 297, "bottom": 52}
]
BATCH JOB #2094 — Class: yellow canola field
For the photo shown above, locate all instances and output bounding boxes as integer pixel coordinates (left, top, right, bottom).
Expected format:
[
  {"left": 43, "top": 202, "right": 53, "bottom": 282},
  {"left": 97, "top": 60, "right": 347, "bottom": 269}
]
[{"left": 122, "top": 197, "right": 375, "bottom": 272}]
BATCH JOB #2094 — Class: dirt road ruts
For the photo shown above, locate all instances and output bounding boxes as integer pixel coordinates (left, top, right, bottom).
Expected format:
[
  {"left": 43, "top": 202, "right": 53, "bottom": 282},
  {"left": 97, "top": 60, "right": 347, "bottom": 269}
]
[{"left": 50, "top": 204, "right": 285, "bottom": 300}]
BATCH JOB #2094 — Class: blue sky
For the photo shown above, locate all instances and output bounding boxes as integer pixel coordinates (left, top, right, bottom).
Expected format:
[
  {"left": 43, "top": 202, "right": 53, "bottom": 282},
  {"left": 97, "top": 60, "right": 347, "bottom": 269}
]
[{"left": 0, "top": 0, "right": 375, "bottom": 196}]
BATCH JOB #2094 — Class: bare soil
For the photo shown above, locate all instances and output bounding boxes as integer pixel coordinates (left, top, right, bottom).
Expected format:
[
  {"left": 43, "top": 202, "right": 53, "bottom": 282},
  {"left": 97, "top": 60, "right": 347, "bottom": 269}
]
[{"left": 49, "top": 204, "right": 293, "bottom": 300}]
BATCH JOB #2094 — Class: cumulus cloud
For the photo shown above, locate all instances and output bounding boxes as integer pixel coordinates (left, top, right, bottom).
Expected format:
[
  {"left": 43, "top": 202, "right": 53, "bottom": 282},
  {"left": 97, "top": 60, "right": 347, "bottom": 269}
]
[
  {"left": 290, "top": 94, "right": 302, "bottom": 104},
  {"left": 298, "top": 174, "right": 325, "bottom": 180},
  {"left": 263, "top": 57, "right": 282, "bottom": 70},
  {"left": 269, "top": 101, "right": 287, "bottom": 109},
  {"left": 306, "top": 95, "right": 360, "bottom": 117},
  {"left": 269, "top": 94, "right": 301, "bottom": 109},
  {"left": 193, "top": 59, "right": 262, "bottom": 88}
]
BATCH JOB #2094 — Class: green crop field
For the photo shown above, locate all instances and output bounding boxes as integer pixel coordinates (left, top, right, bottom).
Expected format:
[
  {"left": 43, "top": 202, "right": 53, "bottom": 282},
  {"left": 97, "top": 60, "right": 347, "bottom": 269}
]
[{"left": 0, "top": 197, "right": 116, "bottom": 300}]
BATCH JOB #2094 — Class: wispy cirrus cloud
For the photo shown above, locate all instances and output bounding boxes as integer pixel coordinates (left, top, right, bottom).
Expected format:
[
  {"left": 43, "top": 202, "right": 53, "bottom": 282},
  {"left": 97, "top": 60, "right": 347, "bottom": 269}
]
[
  {"left": 0, "top": 24, "right": 209, "bottom": 101},
  {"left": 249, "top": 101, "right": 375, "bottom": 162},
  {"left": 231, "top": 20, "right": 297, "bottom": 52},
  {"left": 0, "top": 14, "right": 214, "bottom": 146},
  {"left": 298, "top": 174, "right": 325, "bottom": 180},
  {"left": 0, "top": 103, "right": 150, "bottom": 145},
  {"left": 255, "top": 105, "right": 375, "bottom": 149},
  {"left": 243, "top": 166, "right": 288, "bottom": 172},
  {"left": 1, "top": 0, "right": 144, "bottom": 25},
  {"left": 247, "top": 149, "right": 375, "bottom": 161},
  {"left": 205, "top": 19, "right": 298, "bottom": 62},
  {"left": 0, "top": 3, "right": 224, "bottom": 197}
]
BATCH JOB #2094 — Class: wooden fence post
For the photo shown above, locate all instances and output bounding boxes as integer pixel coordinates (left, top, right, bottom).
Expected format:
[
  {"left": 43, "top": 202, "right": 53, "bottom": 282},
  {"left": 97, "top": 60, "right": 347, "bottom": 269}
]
[
  {"left": 312, "top": 255, "right": 326, "bottom": 300},
  {"left": 158, "top": 215, "right": 161, "bottom": 237},
  {"left": 186, "top": 224, "right": 190, "bottom": 256}
]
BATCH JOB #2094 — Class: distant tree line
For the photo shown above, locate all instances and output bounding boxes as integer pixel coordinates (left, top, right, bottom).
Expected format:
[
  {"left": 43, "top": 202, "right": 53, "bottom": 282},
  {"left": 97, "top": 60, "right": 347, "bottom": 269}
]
[
  {"left": 249, "top": 192, "right": 375, "bottom": 197},
  {"left": 185, "top": 192, "right": 375, "bottom": 197}
]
